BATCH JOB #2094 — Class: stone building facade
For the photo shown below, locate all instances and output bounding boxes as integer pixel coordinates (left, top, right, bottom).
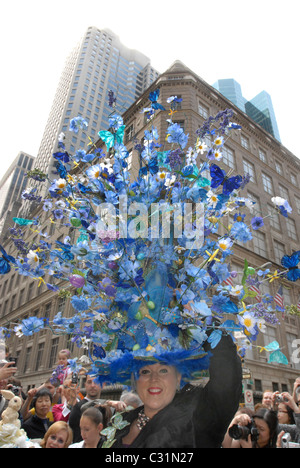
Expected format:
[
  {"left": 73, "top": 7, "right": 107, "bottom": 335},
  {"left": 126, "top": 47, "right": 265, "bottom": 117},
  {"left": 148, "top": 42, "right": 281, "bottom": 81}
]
[{"left": 1, "top": 61, "right": 299, "bottom": 399}]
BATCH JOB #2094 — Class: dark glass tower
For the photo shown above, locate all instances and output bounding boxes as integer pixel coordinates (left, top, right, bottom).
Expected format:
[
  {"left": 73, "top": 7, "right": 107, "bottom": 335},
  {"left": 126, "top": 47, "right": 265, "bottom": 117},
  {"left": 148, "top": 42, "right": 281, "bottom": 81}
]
[{"left": 213, "top": 79, "right": 280, "bottom": 141}]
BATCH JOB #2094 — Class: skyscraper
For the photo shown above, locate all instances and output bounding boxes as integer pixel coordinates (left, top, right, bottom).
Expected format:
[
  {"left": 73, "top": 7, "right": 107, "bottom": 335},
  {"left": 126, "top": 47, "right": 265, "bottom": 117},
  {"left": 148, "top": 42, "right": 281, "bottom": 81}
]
[
  {"left": 213, "top": 79, "right": 246, "bottom": 112},
  {"left": 245, "top": 90, "right": 281, "bottom": 142},
  {"left": 0, "top": 151, "right": 34, "bottom": 240},
  {"left": 20, "top": 26, "right": 159, "bottom": 215},
  {"left": 213, "top": 79, "right": 281, "bottom": 141}
]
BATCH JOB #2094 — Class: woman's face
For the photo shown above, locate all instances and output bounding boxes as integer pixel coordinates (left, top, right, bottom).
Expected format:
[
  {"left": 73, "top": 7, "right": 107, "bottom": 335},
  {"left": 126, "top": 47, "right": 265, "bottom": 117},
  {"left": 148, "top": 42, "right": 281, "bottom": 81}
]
[
  {"left": 254, "top": 418, "right": 270, "bottom": 447},
  {"left": 136, "top": 363, "right": 181, "bottom": 419},
  {"left": 80, "top": 415, "right": 102, "bottom": 446},
  {"left": 277, "top": 403, "right": 290, "bottom": 424},
  {"left": 35, "top": 396, "right": 51, "bottom": 419},
  {"left": 46, "top": 430, "right": 68, "bottom": 448}
]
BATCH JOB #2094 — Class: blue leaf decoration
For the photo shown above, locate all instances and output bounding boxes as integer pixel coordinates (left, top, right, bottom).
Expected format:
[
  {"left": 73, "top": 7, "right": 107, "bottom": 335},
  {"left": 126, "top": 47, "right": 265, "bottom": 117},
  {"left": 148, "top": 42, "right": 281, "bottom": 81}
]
[{"left": 207, "top": 329, "right": 222, "bottom": 349}]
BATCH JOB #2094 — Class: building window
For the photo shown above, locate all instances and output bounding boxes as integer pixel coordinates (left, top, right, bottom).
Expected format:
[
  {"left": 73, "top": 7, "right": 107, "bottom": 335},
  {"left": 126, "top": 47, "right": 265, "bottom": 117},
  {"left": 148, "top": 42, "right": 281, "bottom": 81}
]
[
  {"left": 274, "top": 240, "right": 285, "bottom": 264},
  {"left": 295, "top": 196, "right": 300, "bottom": 215},
  {"left": 27, "top": 282, "right": 35, "bottom": 302},
  {"left": 258, "top": 148, "right": 267, "bottom": 163},
  {"left": 279, "top": 184, "right": 289, "bottom": 201},
  {"left": 275, "top": 161, "right": 283, "bottom": 175},
  {"left": 286, "top": 218, "right": 297, "bottom": 241},
  {"left": 290, "top": 173, "right": 297, "bottom": 186},
  {"left": 262, "top": 173, "right": 274, "bottom": 195},
  {"left": 172, "top": 95, "right": 182, "bottom": 110},
  {"left": 198, "top": 102, "right": 209, "bottom": 119},
  {"left": 11, "top": 294, "right": 17, "bottom": 311},
  {"left": 255, "top": 380, "right": 263, "bottom": 392},
  {"left": 268, "top": 204, "right": 281, "bottom": 231},
  {"left": 49, "top": 338, "right": 59, "bottom": 369},
  {"left": 243, "top": 159, "right": 256, "bottom": 183},
  {"left": 19, "top": 288, "right": 25, "bottom": 307},
  {"left": 252, "top": 230, "right": 267, "bottom": 257},
  {"left": 241, "top": 135, "right": 249, "bottom": 150},
  {"left": 222, "top": 146, "right": 235, "bottom": 169},
  {"left": 35, "top": 342, "right": 45, "bottom": 371},
  {"left": 125, "top": 124, "right": 134, "bottom": 143},
  {"left": 248, "top": 192, "right": 262, "bottom": 216},
  {"left": 23, "top": 346, "right": 32, "bottom": 373},
  {"left": 282, "top": 287, "right": 292, "bottom": 306}
]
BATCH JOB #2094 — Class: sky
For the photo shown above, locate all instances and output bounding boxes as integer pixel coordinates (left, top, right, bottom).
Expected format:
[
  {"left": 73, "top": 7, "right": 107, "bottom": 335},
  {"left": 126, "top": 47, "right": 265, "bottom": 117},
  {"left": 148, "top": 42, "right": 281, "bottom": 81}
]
[{"left": 0, "top": 0, "right": 299, "bottom": 182}]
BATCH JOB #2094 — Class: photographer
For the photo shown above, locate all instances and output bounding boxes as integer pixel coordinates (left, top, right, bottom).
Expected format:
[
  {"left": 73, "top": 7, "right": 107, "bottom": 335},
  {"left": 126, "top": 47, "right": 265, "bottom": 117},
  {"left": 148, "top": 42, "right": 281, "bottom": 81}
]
[
  {"left": 293, "top": 378, "right": 300, "bottom": 407},
  {"left": 0, "top": 360, "right": 17, "bottom": 419},
  {"left": 275, "top": 391, "right": 300, "bottom": 446},
  {"left": 0, "top": 361, "right": 17, "bottom": 384},
  {"left": 52, "top": 377, "right": 80, "bottom": 423},
  {"left": 224, "top": 408, "right": 278, "bottom": 448}
]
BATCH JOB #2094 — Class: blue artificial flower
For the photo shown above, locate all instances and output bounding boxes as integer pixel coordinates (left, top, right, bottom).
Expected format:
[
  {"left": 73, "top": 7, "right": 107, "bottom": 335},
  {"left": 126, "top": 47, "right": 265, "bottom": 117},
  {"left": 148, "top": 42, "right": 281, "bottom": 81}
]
[
  {"left": 104, "top": 191, "right": 119, "bottom": 205},
  {"left": 190, "top": 301, "right": 212, "bottom": 317},
  {"left": 19, "top": 317, "right": 45, "bottom": 336},
  {"left": 251, "top": 216, "right": 264, "bottom": 230},
  {"left": 108, "top": 114, "right": 124, "bottom": 130},
  {"left": 230, "top": 222, "right": 252, "bottom": 242},
  {"left": 43, "top": 200, "right": 53, "bottom": 211},
  {"left": 69, "top": 116, "right": 88, "bottom": 133},
  {"left": 74, "top": 149, "right": 87, "bottom": 162},
  {"left": 71, "top": 295, "right": 90, "bottom": 312},
  {"left": 114, "top": 143, "right": 129, "bottom": 160},
  {"left": 53, "top": 209, "right": 64, "bottom": 220},
  {"left": 67, "top": 358, "right": 82, "bottom": 373},
  {"left": 167, "top": 123, "right": 189, "bottom": 149}
]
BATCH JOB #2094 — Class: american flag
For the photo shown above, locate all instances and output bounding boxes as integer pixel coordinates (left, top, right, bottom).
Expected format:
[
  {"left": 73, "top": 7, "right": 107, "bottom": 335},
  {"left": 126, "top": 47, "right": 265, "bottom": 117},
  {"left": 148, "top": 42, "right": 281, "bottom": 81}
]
[
  {"left": 274, "top": 285, "right": 284, "bottom": 309},
  {"left": 223, "top": 276, "right": 234, "bottom": 287},
  {"left": 249, "top": 284, "right": 262, "bottom": 303}
]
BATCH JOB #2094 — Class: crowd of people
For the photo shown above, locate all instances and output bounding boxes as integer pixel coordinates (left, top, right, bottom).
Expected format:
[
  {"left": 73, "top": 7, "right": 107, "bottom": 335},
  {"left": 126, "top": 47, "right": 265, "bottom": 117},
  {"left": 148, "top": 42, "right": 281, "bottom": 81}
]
[
  {"left": 0, "top": 342, "right": 300, "bottom": 449},
  {"left": 223, "top": 382, "right": 300, "bottom": 448}
]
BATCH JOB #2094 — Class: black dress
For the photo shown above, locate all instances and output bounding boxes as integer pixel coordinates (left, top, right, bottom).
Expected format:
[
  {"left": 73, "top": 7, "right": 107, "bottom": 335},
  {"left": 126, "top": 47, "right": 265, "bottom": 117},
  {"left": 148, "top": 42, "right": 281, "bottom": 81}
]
[{"left": 105, "top": 335, "right": 242, "bottom": 448}]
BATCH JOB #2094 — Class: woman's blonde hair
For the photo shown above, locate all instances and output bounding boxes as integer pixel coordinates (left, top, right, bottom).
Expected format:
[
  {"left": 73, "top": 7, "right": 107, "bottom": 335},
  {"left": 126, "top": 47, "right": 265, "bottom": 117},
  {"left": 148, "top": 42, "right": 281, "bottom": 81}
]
[{"left": 40, "top": 421, "right": 73, "bottom": 448}]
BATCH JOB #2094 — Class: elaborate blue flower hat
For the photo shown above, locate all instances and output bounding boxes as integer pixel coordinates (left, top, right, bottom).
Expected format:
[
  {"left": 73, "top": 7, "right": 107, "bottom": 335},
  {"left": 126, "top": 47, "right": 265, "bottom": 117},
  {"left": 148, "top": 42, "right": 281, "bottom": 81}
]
[{"left": 1, "top": 89, "right": 296, "bottom": 384}]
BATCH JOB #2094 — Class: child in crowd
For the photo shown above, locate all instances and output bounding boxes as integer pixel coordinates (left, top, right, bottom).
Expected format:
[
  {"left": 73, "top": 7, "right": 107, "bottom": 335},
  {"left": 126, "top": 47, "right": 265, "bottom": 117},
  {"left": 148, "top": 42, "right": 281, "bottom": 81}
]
[{"left": 52, "top": 349, "right": 72, "bottom": 385}]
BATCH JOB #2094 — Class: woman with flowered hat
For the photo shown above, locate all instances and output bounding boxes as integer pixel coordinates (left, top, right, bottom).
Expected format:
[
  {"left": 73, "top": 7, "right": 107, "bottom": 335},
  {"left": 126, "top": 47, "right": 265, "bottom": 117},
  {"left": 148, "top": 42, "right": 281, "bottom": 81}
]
[{"left": 99, "top": 331, "right": 242, "bottom": 448}]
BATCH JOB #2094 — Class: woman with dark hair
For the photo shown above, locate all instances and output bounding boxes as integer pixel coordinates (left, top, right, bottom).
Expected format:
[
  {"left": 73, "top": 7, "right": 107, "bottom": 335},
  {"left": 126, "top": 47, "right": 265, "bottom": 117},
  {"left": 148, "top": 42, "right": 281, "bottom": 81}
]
[
  {"left": 277, "top": 401, "right": 295, "bottom": 425},
  {"left": 69, "top": 407, "right": 104, "bottom": 448},
  {"left": 276, "top": 391, "right": 300, "bottom": 445},
  {"left": 252, "top": 408, "right": 278, "bottom": 448},
  {"left": 226, "top": 407, "right": 278, "bottom": 448},
  {"left": 21, "top": 388, "right": 53, "bottom": 440}
]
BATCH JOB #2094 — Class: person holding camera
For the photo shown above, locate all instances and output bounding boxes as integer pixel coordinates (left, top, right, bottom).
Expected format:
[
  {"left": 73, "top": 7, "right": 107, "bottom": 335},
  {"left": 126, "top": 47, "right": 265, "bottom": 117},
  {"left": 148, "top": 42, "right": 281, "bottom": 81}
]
[
  {"left": 275, "top": 391, "right": 300, "bottom": 446},
  {"left": 293, "top": 378, "right": 300, "bottom": 406},
  {"left": 276, "top": 394, "right": 296, "bottom": 425},
  {"left": 224, "top": 407, "right": 279, "bottom": 448},
  {"left": 0, "top": 360, "right": 18, "bottom": 419},
  {"left": 52, "top": 377, "right": 80, "bottom": 423},
  {"left": 0, "top": 361, "right": 17, "bottom": 384}
]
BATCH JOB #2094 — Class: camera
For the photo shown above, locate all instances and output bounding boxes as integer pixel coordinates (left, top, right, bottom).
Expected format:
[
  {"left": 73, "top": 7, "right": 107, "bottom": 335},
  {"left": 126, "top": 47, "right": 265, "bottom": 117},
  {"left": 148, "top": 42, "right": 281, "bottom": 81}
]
[
  {"left": 71, "top": 372, "right": 78, "bottom": 385},
  {"left": 229, "top": 420, "right": 260, "bottom": 442},
  {"left": 276, "top": 394, "right": 285, "bottom": 403},
  {"left": 281, "top": 433, "right": 300, "bottom": 448},
  {"left": 276, "top": 393, "right": 289, "bottom": 404},
  {"left": 10, "top": 385, "right": 20, "bottom": 396}
]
